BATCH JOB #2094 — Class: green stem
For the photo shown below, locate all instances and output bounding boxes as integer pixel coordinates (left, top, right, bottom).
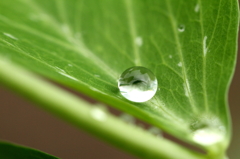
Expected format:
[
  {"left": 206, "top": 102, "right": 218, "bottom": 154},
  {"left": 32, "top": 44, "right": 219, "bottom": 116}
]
[{"left": 0, "top": 58, "right": 205, "bottom": 159}]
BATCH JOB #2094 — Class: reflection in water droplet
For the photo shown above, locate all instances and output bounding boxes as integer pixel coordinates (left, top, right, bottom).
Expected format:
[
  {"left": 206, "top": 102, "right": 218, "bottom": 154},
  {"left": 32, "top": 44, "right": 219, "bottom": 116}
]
[
  {"left": 119, "top": 113, "right": 135, "bottom": 124},
  {"left": 178, "top": 25, "right": 185, "bottom": 32},
  {"left": 118, "top": 66, "right": 158, "bottom": 102},
  {"left": 90, "top": 107, "right": 107, "bottom": 122}
]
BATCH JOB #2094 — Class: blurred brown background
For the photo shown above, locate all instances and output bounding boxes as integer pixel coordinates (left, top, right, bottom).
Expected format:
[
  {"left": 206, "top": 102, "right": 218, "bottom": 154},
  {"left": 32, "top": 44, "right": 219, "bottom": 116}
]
[{"left": 0, "top": 30, "right": 239, "bottom": 159}]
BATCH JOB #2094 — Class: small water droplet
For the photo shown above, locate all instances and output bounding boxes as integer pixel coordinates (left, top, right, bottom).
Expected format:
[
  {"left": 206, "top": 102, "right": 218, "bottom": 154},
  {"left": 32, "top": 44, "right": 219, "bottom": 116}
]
[
  {"left": 169, "top": 55, "right": 172, "bottom": 58},
  {"left": 118, "top": 66, "right": 158, "bottom": 102},
  {"left": 178, "top": 25, "right": 185, "bottom": 32},
  {"left": 119, "top": 113, "right": 135, "bottom": 124},
  {"left": 68, "top": 64, "right": 73, "bottom": 67},
  {"left": 90, "top": 107, "right": 107, "bottom": 122},
  {"left": 148, "top": 126, "right": 162, "bottom": 137},
  {"left": 177, "top": 62, "right": 182, "bottom": 67},
  {"left": 194, "top": 4, "right": 200, "bottom": 13},
  {"left": 203, "top": 36, "right": 208, "bottom": 56},
  {"left": 94, "top": 74, "right": 100, "bottom": 78},
  {"left": 135, "top": 36, "right": 143, "bottom": 47}
]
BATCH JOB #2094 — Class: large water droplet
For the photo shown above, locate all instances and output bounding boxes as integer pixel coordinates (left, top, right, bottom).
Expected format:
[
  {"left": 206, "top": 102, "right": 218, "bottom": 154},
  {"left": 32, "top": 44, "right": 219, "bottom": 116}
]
[
  {"left": 178, "top": 25, "right": 185, "bottom": 32},
  {"left": 118, "top": 66, "right": 158, "bottom": 102}
]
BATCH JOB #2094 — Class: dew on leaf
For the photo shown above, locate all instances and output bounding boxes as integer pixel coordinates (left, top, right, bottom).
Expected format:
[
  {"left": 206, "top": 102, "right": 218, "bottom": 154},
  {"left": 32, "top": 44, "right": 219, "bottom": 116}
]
[
  {"left": 178, "top": 25, "right": 185, "bottom": 32},
  {"left": 177, "top": 62, "right": 182, "bottom": 67},
  {"left": 118, "top": 66, "right": 158, "bottom": 102},
  {"left": 190, "top": 115, "right": 225, "bottom": 146},
  {"left": 194, "top": 4, "right": 200, "bottom": 13}
]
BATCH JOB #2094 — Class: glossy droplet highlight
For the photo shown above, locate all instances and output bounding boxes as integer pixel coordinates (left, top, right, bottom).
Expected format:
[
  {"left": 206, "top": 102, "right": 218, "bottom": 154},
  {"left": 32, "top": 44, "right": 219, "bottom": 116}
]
[
  {"left": 118, "top": 66, "right": 158, "bottom": 102},
  {"left": 190, "top": 115, "right": 225, "bottom": 146},
  {"left": 178, "top": 25, "right": 185, "bottom": 32}
]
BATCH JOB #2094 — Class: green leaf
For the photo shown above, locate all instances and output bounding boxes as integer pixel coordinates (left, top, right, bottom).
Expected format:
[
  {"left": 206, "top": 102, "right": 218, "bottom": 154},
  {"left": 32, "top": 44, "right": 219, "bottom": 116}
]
[
  {"left": 0, "top": 59, "right": 205, "bottom": 159},
  {"left": 0, "top": 141, "right": 58, "bottom": 159},
  {"left": 0, "top": 0, "right": 238, "bottom": 157}
]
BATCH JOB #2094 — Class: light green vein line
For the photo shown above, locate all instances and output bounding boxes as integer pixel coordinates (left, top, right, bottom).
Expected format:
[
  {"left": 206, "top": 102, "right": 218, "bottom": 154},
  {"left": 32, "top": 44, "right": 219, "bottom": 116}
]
[
  {"left": 56, "top": 0, "right": 69, "bottom": 25},
  {"left": 170, "top": 90, "right": 194, "bottom": 118},
  {"left": 93, "top": 27, "right": 135, "bottom": 63},
  {"left": 198, "top": 0, "right": 208, "bottom": 112},
  {"left": 165, "top": 0, "right": 197, "bottom": 113},
  {"left": 0, "top": 15, "right": 118, "bottom": 79},
  {"left": 23, "top": 41, "right": 116, "bottom": 87},
  {"left": 124, "top": 0, "right": 141, "bottom": 66},
  {"left": 18, "top": 0, "right": 118, "bottom": 79},
  {"left": 0, "top": 39, "right": 115, "bottom": 96},
  {"left": 151, "top": 97, "right": 185, "bottom": 123},
  {"left": 215, "top": 0, "right": 233, "bottom": 116},
  {"left": 199, "top": 0, "right": 222, "bottom": 112},
  {"left": 74, "top": 0, "right": 83, "bottom": 34}
]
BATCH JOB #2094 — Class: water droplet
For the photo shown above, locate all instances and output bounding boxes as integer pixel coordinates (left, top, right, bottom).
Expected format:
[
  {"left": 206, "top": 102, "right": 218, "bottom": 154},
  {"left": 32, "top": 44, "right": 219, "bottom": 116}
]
[
  {"left": 203, "top": 36, "right": 208, "bottom": 56},
  {"left": 192, "top": 128, "right": 224, "bottom": 146},
  {"left": 194, "top": 4, "right": 200, "bottom": 13},
  {"left": 119, "top": 113, "right": 135, "bottom": 124},
  {"left": 94, "top": 74, "right": 100, "bottom": 78},
  {"left": 191, "top": 115, "right": 225, "bottom": 146},
  {"left": 177, "top": 62, "right": 182, "bottom": 67},
  {"left": 68, "top": 64, "right": 73, "bottom": 67},
  {"left": 118, "top": 66, "right": 158, "bottom": 102},
  {"left": 178, "top": 25, "right": 185, "bottom": 32},
  {"left": 169, "top": 55, "right": 172, "bottom": 58},
  {"left": 90, "top": 107, "right": 107, "bottom": 122},
  {"left": 135, "top": 36, "right": 143, "bottom": 47},
  {"left": 148, "top": 126, "right": 162, "bottom": 137}
]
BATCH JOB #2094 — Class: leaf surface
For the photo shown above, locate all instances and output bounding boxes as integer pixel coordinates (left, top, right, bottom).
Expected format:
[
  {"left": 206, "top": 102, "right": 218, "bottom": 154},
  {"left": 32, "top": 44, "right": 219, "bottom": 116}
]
[
  {"left": 0, "top": 0, "right": 238, "bottom": 154},
  {"left": 0, "top": 141, "right": 58, "bottom": 159}
]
